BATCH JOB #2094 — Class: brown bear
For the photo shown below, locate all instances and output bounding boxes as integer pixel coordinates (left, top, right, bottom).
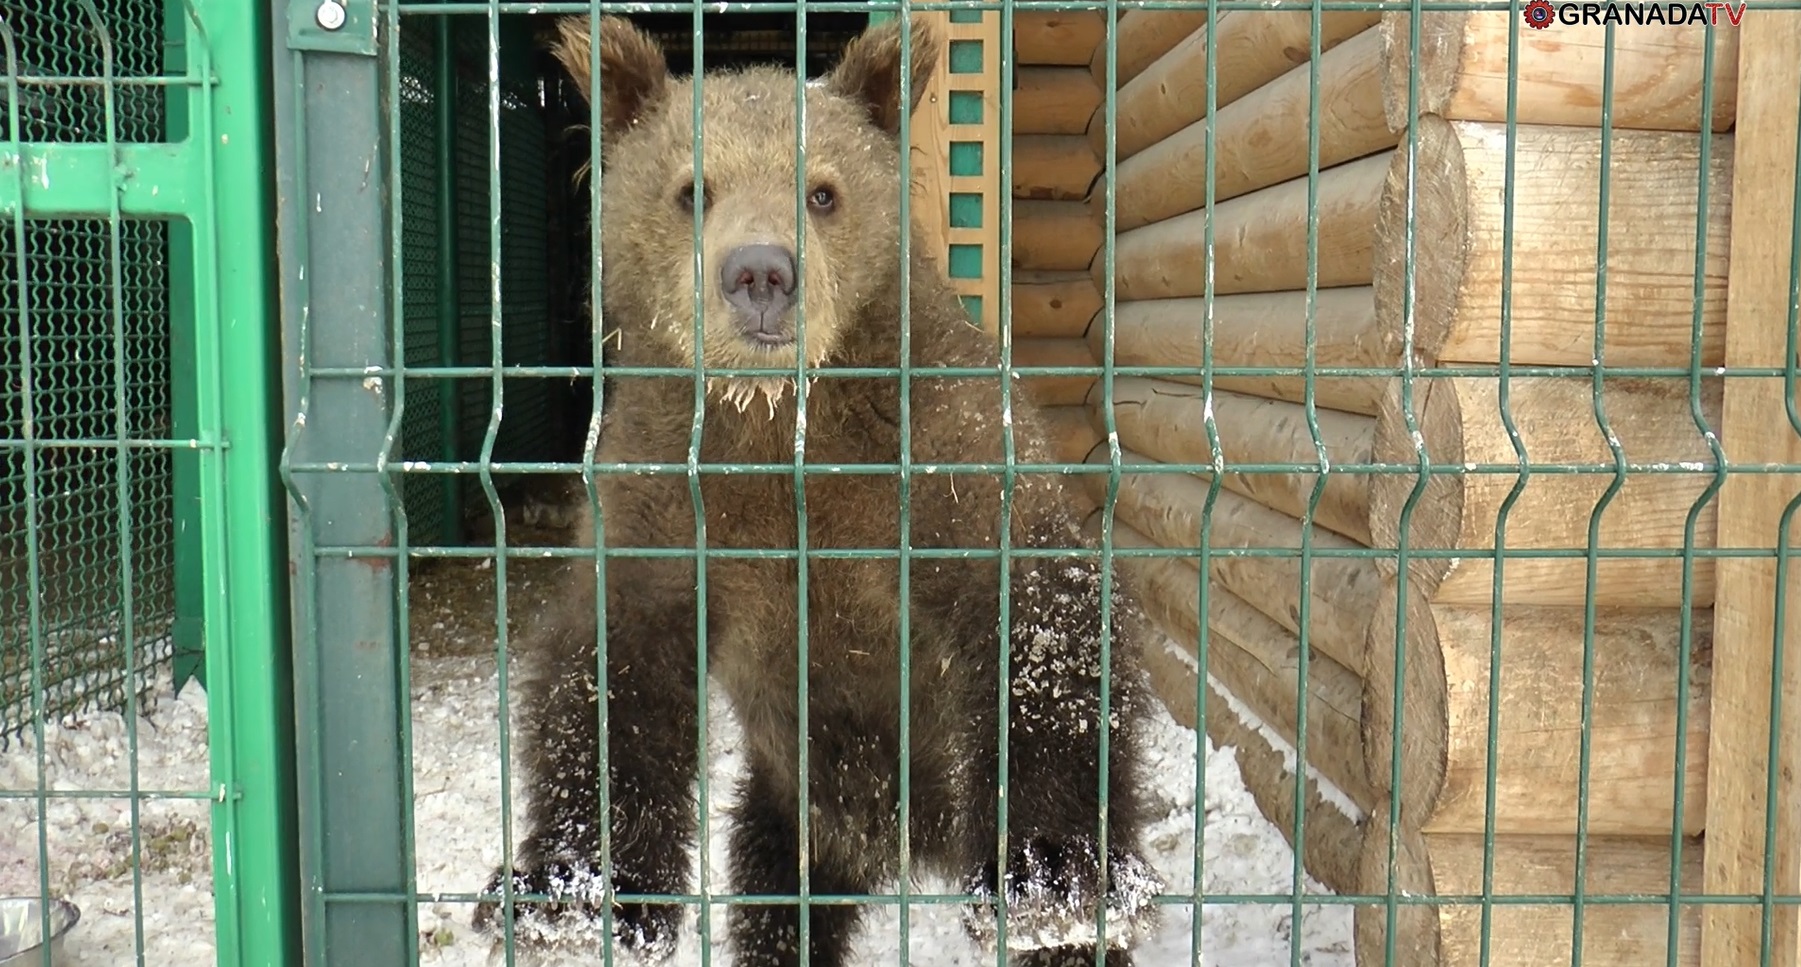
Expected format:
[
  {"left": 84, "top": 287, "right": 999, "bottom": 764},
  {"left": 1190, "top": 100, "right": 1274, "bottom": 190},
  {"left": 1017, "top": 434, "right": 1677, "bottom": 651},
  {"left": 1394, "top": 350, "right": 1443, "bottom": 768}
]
[{"left": 471, "top": 14, "right": 1165, "bottom": 967}]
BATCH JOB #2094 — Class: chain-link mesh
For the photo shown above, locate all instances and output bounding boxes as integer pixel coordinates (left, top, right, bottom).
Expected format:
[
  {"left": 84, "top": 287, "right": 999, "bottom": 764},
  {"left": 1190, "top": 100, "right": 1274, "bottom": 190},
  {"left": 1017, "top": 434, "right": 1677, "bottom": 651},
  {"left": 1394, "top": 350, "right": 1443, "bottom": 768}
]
[
  {"left": 0, "top": 0, "right": 175, "bottom": 746},
  {"left": 391, "top": 13, "right": 570, "bottom": 546}
]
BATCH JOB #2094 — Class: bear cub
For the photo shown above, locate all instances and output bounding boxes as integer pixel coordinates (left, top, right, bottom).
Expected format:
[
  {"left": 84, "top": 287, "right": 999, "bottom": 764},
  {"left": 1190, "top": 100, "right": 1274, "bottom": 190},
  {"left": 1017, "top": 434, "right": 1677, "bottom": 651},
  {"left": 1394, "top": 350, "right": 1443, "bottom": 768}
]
[{"left": 472, "top": 14, "right": 1166, "bottom": 967}]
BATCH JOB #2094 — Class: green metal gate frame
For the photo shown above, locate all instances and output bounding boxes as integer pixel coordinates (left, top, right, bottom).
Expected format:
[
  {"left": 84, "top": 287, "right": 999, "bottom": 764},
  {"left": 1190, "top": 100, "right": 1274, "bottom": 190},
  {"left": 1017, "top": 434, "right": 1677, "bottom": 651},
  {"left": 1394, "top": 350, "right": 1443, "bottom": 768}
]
[{"left": 1, "top": 0, "right": 297, "bottom": 964}]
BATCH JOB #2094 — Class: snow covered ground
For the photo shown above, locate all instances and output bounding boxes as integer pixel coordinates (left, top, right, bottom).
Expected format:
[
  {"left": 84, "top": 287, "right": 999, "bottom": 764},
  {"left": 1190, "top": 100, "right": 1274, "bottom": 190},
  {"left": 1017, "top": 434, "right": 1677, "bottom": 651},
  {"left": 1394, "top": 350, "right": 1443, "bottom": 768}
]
[{"left": 0, "top": 563, "right": 1354, "bottom": 967}]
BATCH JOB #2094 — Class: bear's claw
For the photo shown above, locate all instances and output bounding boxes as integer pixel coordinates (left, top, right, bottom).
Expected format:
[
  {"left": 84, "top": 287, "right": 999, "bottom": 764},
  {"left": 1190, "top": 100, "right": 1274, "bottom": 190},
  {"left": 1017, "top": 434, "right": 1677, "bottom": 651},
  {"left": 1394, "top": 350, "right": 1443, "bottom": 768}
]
[
  {"left": 960, "top": 837, "right": 1163, "bottom": 953},
  {"left": 472, "top": 861, "right": 680, "bottom": 961}
]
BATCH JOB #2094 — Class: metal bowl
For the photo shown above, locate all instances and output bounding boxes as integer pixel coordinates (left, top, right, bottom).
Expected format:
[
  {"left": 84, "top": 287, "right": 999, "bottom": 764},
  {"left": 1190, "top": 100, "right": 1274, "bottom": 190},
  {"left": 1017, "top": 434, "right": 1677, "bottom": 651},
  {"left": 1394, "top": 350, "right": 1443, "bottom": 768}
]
[{"left": 0, "top": 897, "right": 80, "bottom": 967}]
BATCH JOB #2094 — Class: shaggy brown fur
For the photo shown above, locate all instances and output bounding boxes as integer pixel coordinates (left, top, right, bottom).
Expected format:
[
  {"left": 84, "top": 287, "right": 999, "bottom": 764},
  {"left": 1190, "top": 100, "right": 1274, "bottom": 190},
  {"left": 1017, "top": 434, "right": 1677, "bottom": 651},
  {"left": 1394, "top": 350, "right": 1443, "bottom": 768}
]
[{"left": 470, "top": 15, "right": 1164, "bottom": 967}]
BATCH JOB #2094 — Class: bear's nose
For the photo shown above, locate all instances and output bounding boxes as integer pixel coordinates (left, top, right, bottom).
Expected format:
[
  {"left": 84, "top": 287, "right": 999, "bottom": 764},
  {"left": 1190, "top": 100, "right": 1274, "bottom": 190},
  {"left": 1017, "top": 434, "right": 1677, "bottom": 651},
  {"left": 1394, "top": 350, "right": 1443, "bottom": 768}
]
[{"left": 719, "top": 244, "right": 797, "bottom": 321}]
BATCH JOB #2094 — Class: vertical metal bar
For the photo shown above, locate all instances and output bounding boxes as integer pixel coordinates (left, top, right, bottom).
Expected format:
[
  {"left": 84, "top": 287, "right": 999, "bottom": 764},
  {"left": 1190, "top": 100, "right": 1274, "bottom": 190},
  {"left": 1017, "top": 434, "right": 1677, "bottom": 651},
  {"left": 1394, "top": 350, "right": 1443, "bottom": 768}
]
[
  {"left": 582, "top": 6, "right": 615, "bottom": 967},
  {"left": 0, "top": 18, "right": 57, "bottom": 967},
  {"left": 894, "top": 4, "right": 915, "bottom": 964},
  {"left": 65, "top": 7, "right": 151, "bottom": 960},
  {"left": 791, "top": 5, "right": 813, "bottom": 962},
  {"left": 97, "top": 5, "right": 150, "bottom": 959},
  {"left": 1669, "top": 15, "right": 1727, "bottom": 967},
  {"left": 385, "top": 2, "right": 423, "bottom": 966},
  {"left": 1480, "top": 5, "right": 1531, "bottom": 965},
  {"left": 435, "top": 11, "right": 465, "bottom": 543},
  {"left": 273, "top": 20, "right": 328, "bottom": 962},
  {"left": 1570, "top": 26, "right": 1625, "bottom": 967},
  {"left": 1082, "top": 0, "right": 1117, "bottom": 954},
  {"left": 163, "top": 0, "right": 206, "bottom": 692},
  {"left": 994, "top": 0, "right": 1016, "bottom": 957},
  {"left": 1290, "top": 0, "right": 1329, "bottom": 957},
  {"left": 1184, "top": 2, "right": 1223, "bottom": 961},
  {"left": 479, "top": 4, "right": 516, "bottom": 962},
  {"left": 1386, "top": 5, "right": 1431, "bottom": 964},
  {"left": 687, "top": 7, "right": 713, "bottom": 965},
  {"left": 487, "top": 5, "right": 522, "bottom": 951},
  {"left": 271, "top": 0, "right": 406, "bottom": 958},
  {"left": 187, "top": 0, "right": 300, "bottom": 963}
]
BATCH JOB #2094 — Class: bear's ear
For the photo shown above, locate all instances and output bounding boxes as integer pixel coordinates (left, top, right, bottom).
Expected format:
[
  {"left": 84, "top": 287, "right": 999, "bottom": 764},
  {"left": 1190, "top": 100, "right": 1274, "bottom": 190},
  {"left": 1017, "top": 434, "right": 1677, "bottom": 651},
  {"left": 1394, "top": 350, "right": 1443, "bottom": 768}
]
[
  {"left": 824, "top": 15, "right": 942, "bottom": 136},
  {"left": 547, "top": 15, "right": 669, "bottom": 137}
]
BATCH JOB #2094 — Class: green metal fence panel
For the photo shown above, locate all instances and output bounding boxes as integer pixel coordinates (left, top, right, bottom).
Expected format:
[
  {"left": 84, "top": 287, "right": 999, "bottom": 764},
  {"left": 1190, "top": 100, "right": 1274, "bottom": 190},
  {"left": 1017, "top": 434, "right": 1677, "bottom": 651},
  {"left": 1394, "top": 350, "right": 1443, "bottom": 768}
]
[
  {"left": 0, "top": 0, "right": 181, "bottom": 747},
  {"left": 273, "top": 3, "right": 1801, "bottom": 967},
  {"left": 1, "top": 0, "right": 297, "bottom": 965}
]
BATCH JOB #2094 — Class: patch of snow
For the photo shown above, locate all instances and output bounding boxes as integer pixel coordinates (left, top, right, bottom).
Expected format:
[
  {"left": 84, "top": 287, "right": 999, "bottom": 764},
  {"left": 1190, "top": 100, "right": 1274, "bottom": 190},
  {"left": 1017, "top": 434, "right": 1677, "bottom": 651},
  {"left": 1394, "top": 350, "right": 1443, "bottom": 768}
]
[
  {"left": 0, "top": 670, "right": 216, "bottom": 966},
  {"left": 1, "top": 648, "right": 1353, "bottom": 967}
]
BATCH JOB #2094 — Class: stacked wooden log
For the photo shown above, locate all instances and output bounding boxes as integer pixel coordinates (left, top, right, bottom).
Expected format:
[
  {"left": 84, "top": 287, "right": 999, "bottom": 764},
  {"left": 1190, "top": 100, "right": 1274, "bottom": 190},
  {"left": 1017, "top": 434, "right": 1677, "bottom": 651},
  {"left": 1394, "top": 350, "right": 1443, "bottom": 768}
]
[
  {"left": 1009, "top": 11, "right": 1110, "bottom": 460},
  {"left": 1359, "top": 13, "right": 1736, "bottom": 967},
  {"left": 1073, "top": 4, "right": 1397, "bottom": 899},
  {"left": 1068, "top": 9, "right": 1746, "bottom": 967}
]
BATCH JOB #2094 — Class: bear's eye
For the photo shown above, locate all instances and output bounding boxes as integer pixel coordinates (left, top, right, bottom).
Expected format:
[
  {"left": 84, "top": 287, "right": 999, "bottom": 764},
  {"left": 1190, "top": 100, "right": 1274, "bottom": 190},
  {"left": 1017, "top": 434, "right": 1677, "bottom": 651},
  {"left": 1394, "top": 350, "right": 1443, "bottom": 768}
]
[
  {"left": 806, "top": 186, "right": 837, "bottom": 214},
  {"left": 678, "top": 180, "right": 709, "bottom": 213}
]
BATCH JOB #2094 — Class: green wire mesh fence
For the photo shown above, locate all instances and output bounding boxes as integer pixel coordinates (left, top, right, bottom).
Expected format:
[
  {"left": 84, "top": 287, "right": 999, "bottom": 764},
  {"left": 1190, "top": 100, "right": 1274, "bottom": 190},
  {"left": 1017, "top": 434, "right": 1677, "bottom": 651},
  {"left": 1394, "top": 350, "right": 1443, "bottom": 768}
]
[
  {"left": 0, "top": 0, "right": 185, "bottom": 748},
  {"left": 1, "top": 1, "right": 294, "bottom": 965},
  {"left": 18, "top": 0, "right": 1750, "bottom": 966},
  {"left": 11, "top": 1, "right": 1795, "bottom": 965}
]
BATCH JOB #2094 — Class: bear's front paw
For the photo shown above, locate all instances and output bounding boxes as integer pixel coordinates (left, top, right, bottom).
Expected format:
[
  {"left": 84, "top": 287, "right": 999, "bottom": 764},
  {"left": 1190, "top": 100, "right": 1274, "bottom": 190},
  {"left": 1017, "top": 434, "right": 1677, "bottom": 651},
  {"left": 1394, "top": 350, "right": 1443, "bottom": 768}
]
[
  {"left": 960, "top": 837, "right": 1162, "bottom": 953},
  {"left": 472, "top": 862, "right": 681, "bottom": 961}
]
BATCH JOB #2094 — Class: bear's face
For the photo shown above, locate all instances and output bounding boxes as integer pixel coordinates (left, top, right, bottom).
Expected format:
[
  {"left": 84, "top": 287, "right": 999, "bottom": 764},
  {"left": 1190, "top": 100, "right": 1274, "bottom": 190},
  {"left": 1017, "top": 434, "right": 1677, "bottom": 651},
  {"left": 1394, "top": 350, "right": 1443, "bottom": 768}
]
[{"left": 550, "top": 15, "right": 942, "bottom": 399}]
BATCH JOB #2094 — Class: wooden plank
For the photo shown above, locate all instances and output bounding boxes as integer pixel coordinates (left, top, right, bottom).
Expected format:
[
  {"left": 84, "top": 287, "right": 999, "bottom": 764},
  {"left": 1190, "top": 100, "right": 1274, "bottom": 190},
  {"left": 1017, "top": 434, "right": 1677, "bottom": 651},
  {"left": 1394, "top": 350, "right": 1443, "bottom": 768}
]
[
  {"left": 1084, "top": 378, "right": 1376, "bottom": 545},
  {"left": 1011, "top": 270, "right": 1101, "bottom": 339},
  {"left": 1036, "top": 403, "right": 1100, "bottom": 466},
  {"left": 1356, "top": 827, "right": 1706, "bottom": 967},
  {"left": 1366, "top": 372, "right": 1723, "bottom": 608},
  {"left": 1014, "top": 10, "right": 1105, "bottom": 67},
  {"left": 1080, "top": 446, "right": 1381, "bottom": 675},
  {"left": 1014, "top": 199, "right": 1104, "bottom": 272},
  {"left": 1098, "top": 152, "right": 1388, "bottom": 301},
  {"left": 1360, "top": 594, "right": 1714, "bottom": 838},
  {"left": 1014, "top": 67, "right": 1100, "bottom": 135},
  {"left": 1371, "top": 116, "right": 1733, "bottom": 369},
  {"left": 1012, "top": 134, "right": 1100, "bottom": 201},
  {"left": 921, "top": 13, "right": 1003, "bottom": 336},
  {"left": 906, "top": 11, "right": 954, "bottom": 281},
  {"left": 1091, "top": 12, "right": 1381, "bottom": 169},
  {"left": 1701, "top": 11, "right": 1801, "bottom": 967},
  {"left": 1083, "top": 287, "right": 1394, "bottom": 417},
  {"left": 1083, "top": 513, "right": 1367, "bottom": 895},
  {"left": 1011, "top": 336, "right": 1096, "bottom": 406},
  {"left": 1106, "top": 24, "right": 1395, "bottom": 232},
  {"left": 1087, "top": 9, "right": 1213, "bottom": 91},
  {"left": 1382, "top": 10, "right": 1738, "bottom": 134}
]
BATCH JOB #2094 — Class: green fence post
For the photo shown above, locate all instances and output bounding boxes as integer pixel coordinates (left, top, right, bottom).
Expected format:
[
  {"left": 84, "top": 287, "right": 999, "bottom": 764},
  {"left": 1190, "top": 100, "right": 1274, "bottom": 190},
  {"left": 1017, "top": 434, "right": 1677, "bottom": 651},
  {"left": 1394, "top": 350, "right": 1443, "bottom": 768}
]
[
  {"left": 272, "top": 0, "right": 413, "bottom": 962},
  {"left": 188, "top": 0, "right": 302, "bottom": 964},
  {"left": 165, "top": 0, "right": 205, "bottom": 693}
]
